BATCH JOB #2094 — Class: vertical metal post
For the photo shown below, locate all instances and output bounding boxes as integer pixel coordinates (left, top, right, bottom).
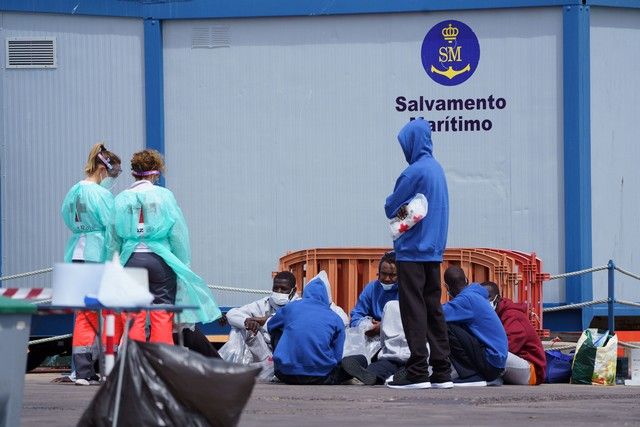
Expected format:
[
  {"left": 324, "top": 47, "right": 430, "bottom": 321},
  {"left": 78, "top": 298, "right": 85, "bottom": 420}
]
[
  {"left": 563, "top": 4, "right": 592, "bottom": 330},
  {"left": 608, "top": 260, "right": 615, "bottom": 333},
  {"left": 143, "top": 18, "right": 166, "bottom": 187}
]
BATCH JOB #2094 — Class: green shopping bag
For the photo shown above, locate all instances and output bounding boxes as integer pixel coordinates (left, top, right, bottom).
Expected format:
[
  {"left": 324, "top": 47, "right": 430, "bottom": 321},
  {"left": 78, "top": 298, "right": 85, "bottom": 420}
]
[{"left": 571, "top": 328, "right": 617, "bottom": 385}]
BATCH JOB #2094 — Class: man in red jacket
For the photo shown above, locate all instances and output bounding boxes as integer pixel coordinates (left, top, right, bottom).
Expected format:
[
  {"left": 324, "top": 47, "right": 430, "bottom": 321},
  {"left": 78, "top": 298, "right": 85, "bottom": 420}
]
[{"left": 481, "top": 282, "right": 546, "bottom": 385}]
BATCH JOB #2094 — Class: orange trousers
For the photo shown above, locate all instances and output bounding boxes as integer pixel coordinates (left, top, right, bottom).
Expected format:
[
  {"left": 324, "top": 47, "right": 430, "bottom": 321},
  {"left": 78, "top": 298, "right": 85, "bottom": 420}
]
[
  {"left": 123, "top": 310, "right": 174, "bottom": 345},
  {"left": 72, "top": 310, "right": 124, "bottom": 349}
]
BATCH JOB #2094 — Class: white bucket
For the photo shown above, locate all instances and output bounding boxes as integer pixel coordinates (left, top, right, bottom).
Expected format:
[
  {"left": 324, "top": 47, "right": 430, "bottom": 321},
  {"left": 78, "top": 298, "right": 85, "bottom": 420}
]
[{"left": 51, "top": 263, "right": 105, "bottom": 307}]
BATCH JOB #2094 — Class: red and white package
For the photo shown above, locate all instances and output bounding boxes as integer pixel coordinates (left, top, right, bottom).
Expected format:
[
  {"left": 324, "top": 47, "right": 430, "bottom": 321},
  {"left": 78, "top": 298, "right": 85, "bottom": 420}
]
[{"left": 388, "top": 193, "right": 428, "bottom": 240}]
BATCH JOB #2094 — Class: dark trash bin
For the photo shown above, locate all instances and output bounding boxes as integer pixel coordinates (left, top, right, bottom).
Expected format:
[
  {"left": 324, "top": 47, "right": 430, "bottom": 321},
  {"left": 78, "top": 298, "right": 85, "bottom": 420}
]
[{"left": 0, "top": 296, "right": 36, "bottom": 427}]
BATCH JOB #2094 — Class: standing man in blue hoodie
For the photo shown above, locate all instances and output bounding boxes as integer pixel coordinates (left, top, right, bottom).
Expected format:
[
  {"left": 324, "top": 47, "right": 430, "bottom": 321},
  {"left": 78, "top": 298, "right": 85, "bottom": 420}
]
[
  {"left": 268, "top": 272, "right": 355, "bottom": 385},
  {"left": 385, "top": 119, "right": 452, "bottom": 389},
  {"left": 443, "top": 266, "right": 508, "bottom": 387}
]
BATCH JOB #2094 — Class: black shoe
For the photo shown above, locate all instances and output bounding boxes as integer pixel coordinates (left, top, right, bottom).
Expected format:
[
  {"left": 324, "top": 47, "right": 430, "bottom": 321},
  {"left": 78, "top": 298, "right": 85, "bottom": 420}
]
[
  {"left": 453, "top": 374, "right": 487, "bottom": 387},
  {"left": 385, "top": 367, "right": 408, "bottom": 384},
  {"left": 341, "top": 355, "right": 377, "bottom": 386},
  {"left": 386, "top": 375, "right": 431, "bottom": 389},
  {"left": 430, "top": 372, "right": 453, "bottom": 389}
]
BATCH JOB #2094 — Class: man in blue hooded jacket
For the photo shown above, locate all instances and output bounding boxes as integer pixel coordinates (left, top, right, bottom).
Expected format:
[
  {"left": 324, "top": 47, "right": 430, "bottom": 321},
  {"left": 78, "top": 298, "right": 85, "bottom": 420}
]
[
  {"left": 349, "top": 252, "right": 399, "bottom": 336},
  {"left": 268, "top": 272, "right": 354, "bottom": 385},
  {"left": 385, "top": 119, "right": 452, "bottom": 389},
  {"left": 443, "top": 266, "right": 508, "bottom": 387}
]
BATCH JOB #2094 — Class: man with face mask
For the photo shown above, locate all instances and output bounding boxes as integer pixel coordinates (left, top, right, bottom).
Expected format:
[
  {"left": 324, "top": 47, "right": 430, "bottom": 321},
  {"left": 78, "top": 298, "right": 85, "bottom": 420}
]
[
  {"left": 350, "top": 252, "right": 399, "bottom": 337},
  {"left": 268, "top": 272, "right": 351, "bottom": 385},
  {"left": 442, "top": 266, "right": 508, "bottom": 387},
  {"left": 219, "top": 272, "right": 298, "bottom": 363},
  {"left": 481, "top": 282, "right": 546, "bottom": 385}
]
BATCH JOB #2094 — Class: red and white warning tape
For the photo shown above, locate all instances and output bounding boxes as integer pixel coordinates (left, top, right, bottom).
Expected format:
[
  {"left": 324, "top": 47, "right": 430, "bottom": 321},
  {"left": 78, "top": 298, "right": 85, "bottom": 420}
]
[{"left": 0, "top": 287, "right": 52, "bottom": 300}]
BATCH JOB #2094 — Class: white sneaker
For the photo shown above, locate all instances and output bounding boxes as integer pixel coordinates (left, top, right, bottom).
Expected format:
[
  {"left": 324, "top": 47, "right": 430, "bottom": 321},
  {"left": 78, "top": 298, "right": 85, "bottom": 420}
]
[
  {"left": 75, "top": 379, "right": 90, "bottom": 386},
  {"left": 453, "top": 380, "right": 487, "bottom": 387},
  {"left": 386, "top": 377, "right": 431, "bottom": 389},
  {"left": 431, "top": 381, "right": 454, "bottom": 389},
  {"left": 487, "top": 377, "right": 503, "bottom": 387}
]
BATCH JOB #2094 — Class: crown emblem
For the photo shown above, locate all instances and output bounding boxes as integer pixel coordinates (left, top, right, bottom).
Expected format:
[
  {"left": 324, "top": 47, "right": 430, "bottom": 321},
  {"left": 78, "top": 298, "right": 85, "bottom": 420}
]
[{"left": 442, "top": 23, "right": 459, "bottom": 43}]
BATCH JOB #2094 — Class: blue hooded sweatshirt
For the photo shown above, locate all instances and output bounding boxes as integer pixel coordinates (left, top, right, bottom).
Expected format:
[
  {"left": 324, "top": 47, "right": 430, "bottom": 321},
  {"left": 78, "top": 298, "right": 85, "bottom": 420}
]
[
  {"left": 442, "top": 283, "right": 508, "bottom": 369},
  {"left": 268, "top": 277, "right": 345, "bottom": 376},
  {"left": 385, "top": 119, "right": 449, "bottom": 262},
  {"left": 349, "top": 280, "right": 399, "bottom": 327}
]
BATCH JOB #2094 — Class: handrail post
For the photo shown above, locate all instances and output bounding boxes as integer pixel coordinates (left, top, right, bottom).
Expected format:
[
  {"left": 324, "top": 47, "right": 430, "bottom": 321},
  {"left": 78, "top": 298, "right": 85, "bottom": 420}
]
[{"left": 608, "top": 260, "right": 615, "bottom": 333}]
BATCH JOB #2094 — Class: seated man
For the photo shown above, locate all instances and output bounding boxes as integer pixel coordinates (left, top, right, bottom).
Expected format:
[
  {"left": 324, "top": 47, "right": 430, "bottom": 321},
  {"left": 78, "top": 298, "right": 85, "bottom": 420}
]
[
  {"left": 268, "top": 272, "right": 352, "bottom": 385},
  {"left": 481, "top": 281, "right": 546, "bottom": 385},
  {"left": 349, "top": 252, "right": 399, "bottom": 337},
  {"left": 443, "top": 266, "right": 508, "bottom": 387},
  {"left": 219, "top": 271, "right": 298, "bottom": 363},
  {"left": 342, "top": 300, "right": 411, "bottom": 385}
]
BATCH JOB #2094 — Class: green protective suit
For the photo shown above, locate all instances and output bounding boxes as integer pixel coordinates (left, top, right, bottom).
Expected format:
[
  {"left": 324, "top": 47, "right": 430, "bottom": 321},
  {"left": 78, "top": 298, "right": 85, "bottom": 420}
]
[
  {"left": 61, "top": 181, "right": 118, "bottom": 263},
  {"left": 114, "top": 185, "right": 222, "bottom": 324}
]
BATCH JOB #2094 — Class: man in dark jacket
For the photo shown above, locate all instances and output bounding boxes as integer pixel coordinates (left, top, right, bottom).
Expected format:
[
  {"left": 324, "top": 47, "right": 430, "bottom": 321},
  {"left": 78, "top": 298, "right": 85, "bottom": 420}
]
[
  {"left": 481, "top": 281, "right": 547, "bottom": 385},
  {"left": 268, "top": 272, "right": 354, "bottom": 385},
  {"left": 385, "top": 119, "right": 451, "bottom": 389}
]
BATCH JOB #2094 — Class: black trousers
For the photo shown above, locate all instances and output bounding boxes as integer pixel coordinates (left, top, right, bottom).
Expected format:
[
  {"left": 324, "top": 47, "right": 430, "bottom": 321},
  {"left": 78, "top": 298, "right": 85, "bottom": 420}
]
[
  {"left": 275, "top": 364, "right": 352, "bottom": 385},
  {"left": 125, "top": 252, "right": 177, "bottom": 304},
  {"left": 397, "top": 261, "right": 450, "bottom": 379},
  {"left": 173, "top": 327, "right": 221, "bottom": 359},
  {"left": 447, "top": 323, "right": 502, "bottom": 382},
  {"left": 367, "top": 358, "right": 404, "bottom": 384}
]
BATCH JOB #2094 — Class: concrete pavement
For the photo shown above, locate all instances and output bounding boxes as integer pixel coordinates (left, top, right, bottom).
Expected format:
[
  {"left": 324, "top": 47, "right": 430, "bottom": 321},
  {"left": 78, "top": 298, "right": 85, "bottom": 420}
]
[{"left": 21, "top": 373, "right": 640, "bottom": 426}]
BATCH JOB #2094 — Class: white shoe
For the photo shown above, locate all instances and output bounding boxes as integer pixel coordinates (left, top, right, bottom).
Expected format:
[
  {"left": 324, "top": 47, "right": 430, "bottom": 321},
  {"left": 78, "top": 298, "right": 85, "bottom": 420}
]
[
  {"left": 487, "top": 377, "right": 503, "bottom": 387},
  {"left": 431, "top": 381, "right": 454, "bottom": 389},
  {"left": 75, "top": 379, "right": 90, "bottom": 386},
  {"left": 453, "top": 380, "right": 487, "bottom": 387}
]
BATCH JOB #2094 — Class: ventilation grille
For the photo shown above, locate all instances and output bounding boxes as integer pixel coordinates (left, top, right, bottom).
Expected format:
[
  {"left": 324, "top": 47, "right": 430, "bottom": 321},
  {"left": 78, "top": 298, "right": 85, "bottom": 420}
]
[
  {"left": 6, "top": 38, "right": 57, "bottom": 69},
  {"left": 192, "top": 27, "right": 230, "bottom": 49}
]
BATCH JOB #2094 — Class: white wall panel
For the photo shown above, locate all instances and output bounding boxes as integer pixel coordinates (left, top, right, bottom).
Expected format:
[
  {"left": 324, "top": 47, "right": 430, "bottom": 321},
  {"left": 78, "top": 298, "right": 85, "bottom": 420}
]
[
  {"left": 591, "top": 8, "right": 640, "bottom": 301},
  {"left": 164, "top": 8, "right": 564, "bottom": 304},
  {"left": 0, "top": 13, "right": 145, "bottom": 288}
]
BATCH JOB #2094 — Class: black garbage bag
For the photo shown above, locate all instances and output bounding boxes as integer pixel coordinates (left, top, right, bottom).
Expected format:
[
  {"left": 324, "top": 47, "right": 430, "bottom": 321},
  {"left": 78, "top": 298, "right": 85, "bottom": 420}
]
[{"left": 78, "top": 340, "right": 260, "bottom": 427}]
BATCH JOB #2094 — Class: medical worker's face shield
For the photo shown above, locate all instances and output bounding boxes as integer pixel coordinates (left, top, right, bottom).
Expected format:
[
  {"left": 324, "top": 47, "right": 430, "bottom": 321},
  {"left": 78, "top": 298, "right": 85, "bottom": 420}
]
[
  {"left": 97, "top": 152, "right": 122, "bottom": 178},
  {"left": 132, "top": 169, "right": 161, "bottom": 182},
  {"left": 107, "top": 164, "right": 122, "bottom": 178}
]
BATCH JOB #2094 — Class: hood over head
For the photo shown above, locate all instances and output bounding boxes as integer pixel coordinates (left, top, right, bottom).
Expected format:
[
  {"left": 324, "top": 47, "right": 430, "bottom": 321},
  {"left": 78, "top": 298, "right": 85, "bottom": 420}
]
[
  {"left": 496, "top": 298, "right": 528, "bottom": 316},
  {"left": 302, "top": 271, "right": 331, "bottom": 306},
  {"left": 397, "top": 119, "right": 433, "bottom": 164}
]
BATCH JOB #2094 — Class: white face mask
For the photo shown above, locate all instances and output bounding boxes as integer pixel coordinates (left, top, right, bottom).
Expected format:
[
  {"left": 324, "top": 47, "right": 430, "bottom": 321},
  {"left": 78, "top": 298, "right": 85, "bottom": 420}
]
[
  {"left": 100, "top": 177, "right": 115, "bottom": 190},
  {"left": 381, "top": 283, "right": 396, "bottom": 291},
  {"left": 489, "top": 296, "right": 498, "bottom": 310},
  {"left": 269, "top": 291, "right": 291, "bottom": 307}
]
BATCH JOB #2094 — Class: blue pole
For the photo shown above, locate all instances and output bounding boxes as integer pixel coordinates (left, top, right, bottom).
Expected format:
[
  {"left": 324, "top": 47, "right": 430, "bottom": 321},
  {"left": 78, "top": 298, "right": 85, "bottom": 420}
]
[
  {"left": 608, "top": 260, "right": 615, "bottom": 333},
  {"left": 563, "top": 5, "right": 592, "bottom": 330},
  {"left": 143, "top": 18, "right": 166, "bottom": 187}
]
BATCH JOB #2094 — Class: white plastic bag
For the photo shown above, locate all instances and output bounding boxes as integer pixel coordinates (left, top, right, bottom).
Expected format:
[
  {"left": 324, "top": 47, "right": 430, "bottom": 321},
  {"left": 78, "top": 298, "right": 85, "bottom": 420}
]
[
  {"left": 342, "top": 317, "right": 382, "bottom": 363},
  {"left": 97, "top": 253, "right": 154, "bottom": 307},
  {"left": 219, "top": 330, "right": 254, "bottom": 365},
  {"left": 251, "top": 357, "right": 276, "bottom": 382},
  {"left": 388, "top": 193, "right": 428, "bottom": 240}
]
